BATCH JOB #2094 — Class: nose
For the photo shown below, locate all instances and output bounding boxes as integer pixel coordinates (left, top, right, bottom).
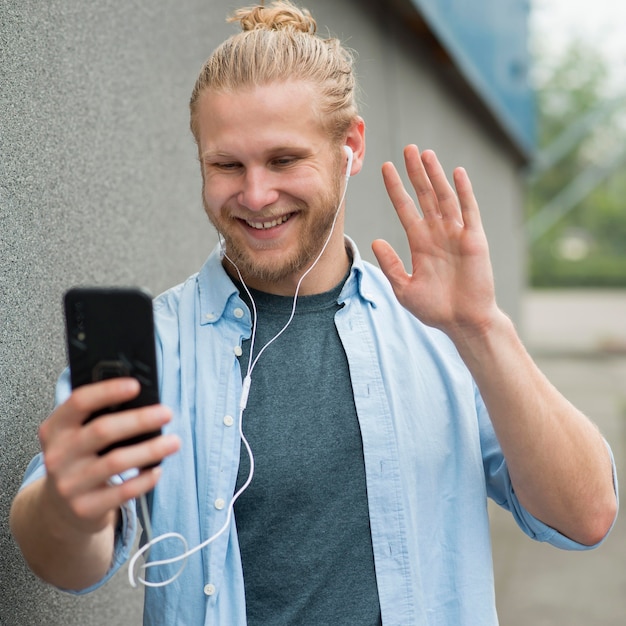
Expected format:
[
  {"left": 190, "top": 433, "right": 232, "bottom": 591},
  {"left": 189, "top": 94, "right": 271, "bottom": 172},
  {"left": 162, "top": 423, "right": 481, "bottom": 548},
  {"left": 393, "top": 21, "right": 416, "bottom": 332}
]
[{"left": 237, "top": 166, "right": 280, "bottom": 212}]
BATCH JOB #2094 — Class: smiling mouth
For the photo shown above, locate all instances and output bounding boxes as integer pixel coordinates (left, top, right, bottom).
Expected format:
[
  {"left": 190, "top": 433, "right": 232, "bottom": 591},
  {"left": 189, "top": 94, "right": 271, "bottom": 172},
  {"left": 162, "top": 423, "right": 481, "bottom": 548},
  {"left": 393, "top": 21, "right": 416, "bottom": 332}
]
[{"left": 244, "top": 213, "right": 293, "bottom": 230}]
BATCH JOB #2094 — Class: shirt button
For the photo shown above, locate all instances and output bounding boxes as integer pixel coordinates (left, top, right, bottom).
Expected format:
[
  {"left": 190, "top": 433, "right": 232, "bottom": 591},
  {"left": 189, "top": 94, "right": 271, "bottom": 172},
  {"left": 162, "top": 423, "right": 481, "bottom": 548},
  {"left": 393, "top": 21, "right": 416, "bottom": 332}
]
[
  {"left": 234, "top": 346, "right": 243, "bottom": 357},
  {"left": 223, "top": 415, "right": 234, "bottom": 427},
  {"left": 205, "top": 312, "right": 216, "bottom": 321},
  {"left": 233, "top": 307, "right": 244, "bottom": 318},
  {"left": 204, "top": 583, "right": 216, "bottom": 596},
  {"left": 214, "top": 498, "right": 226, "bottom": 510}
]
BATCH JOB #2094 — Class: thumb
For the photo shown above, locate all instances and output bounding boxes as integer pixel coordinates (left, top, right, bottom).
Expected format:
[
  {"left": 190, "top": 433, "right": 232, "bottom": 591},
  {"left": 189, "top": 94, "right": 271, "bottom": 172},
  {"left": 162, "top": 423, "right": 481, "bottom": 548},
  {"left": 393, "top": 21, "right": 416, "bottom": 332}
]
[{"left": 372, "top": 239, "right": 410, "bottom": 296}]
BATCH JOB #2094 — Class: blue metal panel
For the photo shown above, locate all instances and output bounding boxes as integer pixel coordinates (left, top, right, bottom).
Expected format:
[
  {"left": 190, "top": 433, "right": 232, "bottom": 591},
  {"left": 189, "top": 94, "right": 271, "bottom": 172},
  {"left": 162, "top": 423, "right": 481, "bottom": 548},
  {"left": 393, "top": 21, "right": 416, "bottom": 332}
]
[{"left": 409, "top": 0, "right": 534, "bottom": 155}]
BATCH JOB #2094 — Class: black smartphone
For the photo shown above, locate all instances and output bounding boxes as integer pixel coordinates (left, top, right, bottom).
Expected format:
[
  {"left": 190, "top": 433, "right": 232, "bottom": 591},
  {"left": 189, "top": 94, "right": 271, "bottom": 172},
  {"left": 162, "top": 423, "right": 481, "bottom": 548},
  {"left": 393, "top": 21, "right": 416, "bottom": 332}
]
[{"left": 63, "top": 287, "right": 161, "bottom": 456}]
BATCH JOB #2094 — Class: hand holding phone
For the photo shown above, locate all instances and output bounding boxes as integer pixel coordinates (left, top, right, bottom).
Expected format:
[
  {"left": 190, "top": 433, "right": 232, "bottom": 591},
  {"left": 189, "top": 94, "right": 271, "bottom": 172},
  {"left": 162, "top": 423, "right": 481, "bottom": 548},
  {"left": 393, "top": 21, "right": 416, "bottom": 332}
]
[
  {"left": 64, "top": 287, "right": 162, "bottom": 456},
  {"left": 11, "top": 365, "right": 178, "bottom": 593}
]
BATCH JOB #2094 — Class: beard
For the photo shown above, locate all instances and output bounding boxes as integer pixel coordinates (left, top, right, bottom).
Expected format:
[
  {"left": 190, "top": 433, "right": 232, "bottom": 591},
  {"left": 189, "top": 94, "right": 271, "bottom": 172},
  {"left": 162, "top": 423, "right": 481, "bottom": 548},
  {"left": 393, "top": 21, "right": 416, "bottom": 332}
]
[{"left": 203, "top": 175, "right": 343, "bottom": 287}]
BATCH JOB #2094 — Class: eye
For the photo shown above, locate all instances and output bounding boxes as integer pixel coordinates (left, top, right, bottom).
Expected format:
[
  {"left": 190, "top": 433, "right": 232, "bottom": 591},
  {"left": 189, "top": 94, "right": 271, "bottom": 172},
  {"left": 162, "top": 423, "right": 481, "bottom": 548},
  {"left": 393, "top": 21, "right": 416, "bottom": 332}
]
[
  {"left": 271, "top": 156, "right": 297, "bottom": 168},
  {"left": 214, "top": 162, "right": 242, "bottom": 171},
  {"left": 203, "top": 161, "right": 243, "bottom": 176}
]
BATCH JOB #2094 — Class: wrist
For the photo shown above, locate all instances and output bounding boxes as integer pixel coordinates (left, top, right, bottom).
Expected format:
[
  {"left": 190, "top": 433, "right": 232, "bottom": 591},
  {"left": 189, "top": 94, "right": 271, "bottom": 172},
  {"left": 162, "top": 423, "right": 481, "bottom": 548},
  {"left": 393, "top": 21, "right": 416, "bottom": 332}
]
[
  {"left": 448, "top": 303, "right": 509, "bottom": 343},
  {"left": 448, "top": 308, "right": 516, "bottom": 365}
]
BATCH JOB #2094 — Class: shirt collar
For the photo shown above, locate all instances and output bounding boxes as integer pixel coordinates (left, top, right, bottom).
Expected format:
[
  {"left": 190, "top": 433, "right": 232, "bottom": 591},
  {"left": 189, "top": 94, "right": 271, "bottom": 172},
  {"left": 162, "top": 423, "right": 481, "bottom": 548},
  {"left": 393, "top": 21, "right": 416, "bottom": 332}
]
[
  {"left": 197, "top": 244, "right": 241, "bottom": 325},
  {"left": 197, "top": 236, "right": 377, "bottom": 325},
  {"left": 341, "top": 236, "right": 378, "bottom": 308}
]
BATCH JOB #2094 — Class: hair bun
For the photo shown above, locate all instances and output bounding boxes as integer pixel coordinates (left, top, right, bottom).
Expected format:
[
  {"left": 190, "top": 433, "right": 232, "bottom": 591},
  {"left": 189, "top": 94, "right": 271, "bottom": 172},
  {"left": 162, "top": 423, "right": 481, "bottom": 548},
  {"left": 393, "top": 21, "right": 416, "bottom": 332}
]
[{"left": 229, "top": 1, "right": 317, "bottom": 35}]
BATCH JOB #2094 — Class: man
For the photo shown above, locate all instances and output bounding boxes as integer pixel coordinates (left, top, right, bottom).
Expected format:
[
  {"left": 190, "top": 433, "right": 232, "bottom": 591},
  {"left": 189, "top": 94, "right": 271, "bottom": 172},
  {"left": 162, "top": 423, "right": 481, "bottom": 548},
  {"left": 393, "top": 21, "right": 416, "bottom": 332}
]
[{"left": 11, "top": 2, "right": 617, "bottom": 624}]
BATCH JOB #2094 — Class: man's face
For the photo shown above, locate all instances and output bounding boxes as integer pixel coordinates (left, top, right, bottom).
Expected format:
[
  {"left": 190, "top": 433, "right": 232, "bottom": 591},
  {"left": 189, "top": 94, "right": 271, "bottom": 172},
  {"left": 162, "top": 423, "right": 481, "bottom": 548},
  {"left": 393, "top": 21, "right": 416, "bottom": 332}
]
[{"left": 195, "top": 80, "right": 347, "bottom": 295}]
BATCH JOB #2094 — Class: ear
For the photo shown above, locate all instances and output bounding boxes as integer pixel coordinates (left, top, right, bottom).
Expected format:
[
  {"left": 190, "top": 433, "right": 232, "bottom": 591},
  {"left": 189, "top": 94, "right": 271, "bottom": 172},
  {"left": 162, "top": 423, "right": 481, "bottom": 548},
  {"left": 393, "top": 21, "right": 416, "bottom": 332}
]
[{"left": 343, "top": 117, "right": 366, "bottom": 177}]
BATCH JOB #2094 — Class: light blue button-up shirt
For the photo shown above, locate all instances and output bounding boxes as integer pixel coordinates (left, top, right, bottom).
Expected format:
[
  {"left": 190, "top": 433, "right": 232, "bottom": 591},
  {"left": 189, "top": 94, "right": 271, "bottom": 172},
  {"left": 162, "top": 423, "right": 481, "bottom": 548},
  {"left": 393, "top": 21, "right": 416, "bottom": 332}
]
[{"left": 21, "top": 239, "right": 608, "bottom": 625}]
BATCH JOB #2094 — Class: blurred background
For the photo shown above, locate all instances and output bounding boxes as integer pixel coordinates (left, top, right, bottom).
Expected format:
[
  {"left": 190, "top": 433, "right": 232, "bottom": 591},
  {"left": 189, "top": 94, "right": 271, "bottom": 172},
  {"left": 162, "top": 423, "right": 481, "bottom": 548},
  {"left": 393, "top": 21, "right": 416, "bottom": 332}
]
[
  {"left": 493, "top": 1, "right": 626, "bottom": 624},
  {"left": 527, "top": 0, "right": 626, "bottom": 289},
  {"left": 1, "top": 0, "right": 624, "bottom": 623}
]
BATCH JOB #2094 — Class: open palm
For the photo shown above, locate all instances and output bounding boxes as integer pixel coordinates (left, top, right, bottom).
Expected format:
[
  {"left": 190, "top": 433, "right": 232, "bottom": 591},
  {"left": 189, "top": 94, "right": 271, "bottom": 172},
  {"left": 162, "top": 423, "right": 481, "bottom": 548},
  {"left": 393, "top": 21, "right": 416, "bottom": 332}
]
[{"left": 372, "top": 145, "right": 499, "bottom": 342}]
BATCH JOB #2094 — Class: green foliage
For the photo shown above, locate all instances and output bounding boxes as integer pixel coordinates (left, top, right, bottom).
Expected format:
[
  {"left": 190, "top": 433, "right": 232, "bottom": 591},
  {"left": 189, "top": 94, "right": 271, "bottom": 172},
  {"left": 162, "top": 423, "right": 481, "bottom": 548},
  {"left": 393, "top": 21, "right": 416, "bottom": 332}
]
[
  {"left": 531, "top": 251, "right": 626, "bottom": 288},
  {"left": 527, "top": 40, "right": 626, "bottom": 287}
]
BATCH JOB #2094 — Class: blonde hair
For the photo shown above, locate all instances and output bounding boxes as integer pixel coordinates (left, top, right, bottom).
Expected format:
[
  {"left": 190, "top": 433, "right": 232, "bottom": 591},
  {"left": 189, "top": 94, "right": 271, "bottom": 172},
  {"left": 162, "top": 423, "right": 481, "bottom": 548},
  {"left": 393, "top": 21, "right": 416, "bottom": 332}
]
[{"left": 189, "top": 1, "right": 359, "bottom": 143}]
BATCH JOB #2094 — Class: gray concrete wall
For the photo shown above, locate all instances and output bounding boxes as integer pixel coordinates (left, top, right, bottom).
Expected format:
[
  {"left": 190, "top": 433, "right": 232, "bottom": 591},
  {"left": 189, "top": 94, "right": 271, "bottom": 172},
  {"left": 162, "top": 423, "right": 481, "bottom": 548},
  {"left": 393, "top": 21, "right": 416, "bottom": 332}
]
[{"left": 1, "top": 1, "right": 526, "bottom": 624}]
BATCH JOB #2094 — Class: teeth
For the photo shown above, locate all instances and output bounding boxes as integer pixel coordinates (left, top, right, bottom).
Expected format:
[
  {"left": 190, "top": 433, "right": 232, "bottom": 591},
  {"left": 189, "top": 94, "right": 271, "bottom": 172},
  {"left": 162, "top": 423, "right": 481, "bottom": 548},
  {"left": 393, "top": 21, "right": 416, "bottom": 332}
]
[{"left": 246, "top": 214, "right": 291, "bottom": 230}]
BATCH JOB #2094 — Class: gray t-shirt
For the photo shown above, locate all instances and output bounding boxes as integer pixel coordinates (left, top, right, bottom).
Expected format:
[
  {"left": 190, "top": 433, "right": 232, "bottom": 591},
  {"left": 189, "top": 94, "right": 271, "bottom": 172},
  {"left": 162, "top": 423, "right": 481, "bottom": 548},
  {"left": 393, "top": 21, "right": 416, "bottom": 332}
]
[{"left": 234, "top": 279, "right": 381, "bottom": 625}]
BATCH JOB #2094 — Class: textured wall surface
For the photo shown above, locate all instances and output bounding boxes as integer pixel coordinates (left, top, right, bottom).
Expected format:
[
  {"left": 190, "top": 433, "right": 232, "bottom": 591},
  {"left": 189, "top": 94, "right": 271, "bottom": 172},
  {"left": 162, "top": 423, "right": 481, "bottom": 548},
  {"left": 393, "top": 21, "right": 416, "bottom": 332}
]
[{"left": 1, "top": 1, "right": 525, "bottom": 624}]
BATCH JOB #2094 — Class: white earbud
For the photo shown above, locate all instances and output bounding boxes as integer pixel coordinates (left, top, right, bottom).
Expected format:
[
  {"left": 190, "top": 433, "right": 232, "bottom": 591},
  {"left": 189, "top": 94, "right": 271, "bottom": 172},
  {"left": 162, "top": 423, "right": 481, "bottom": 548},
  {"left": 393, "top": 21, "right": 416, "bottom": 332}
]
[{"left": 343, "top": 145, "right": 353, "bottom": 180}]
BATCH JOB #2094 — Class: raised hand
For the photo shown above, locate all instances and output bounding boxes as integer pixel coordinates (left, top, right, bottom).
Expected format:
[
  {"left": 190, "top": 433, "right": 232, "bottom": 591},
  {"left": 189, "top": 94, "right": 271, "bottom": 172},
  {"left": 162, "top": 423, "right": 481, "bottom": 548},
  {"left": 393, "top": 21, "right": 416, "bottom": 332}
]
[
  {"left": 372, "top": 144, "right": 501, "bottom": 343},
  {"left": 371, "top": 146, "right": 617, "bottom": 546}
]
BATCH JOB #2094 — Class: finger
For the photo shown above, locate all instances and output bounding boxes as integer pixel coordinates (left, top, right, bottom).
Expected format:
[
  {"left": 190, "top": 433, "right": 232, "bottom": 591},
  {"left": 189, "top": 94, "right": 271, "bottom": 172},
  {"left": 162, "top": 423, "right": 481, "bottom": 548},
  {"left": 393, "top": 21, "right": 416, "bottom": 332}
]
[
  {"left": 55, "top": 431, "right": 180, "bottom": 499},
  {"left": 82, "top": 404, "right": 173, "bottom": 457},
  {"left": 420, "top": 150, "right": 462, "bottom": 223},
  {"left": 55, "top": 378, "right": 142, "bottom": 430},
  {"left": 382, "top": 160, "right": 423, "bottom": 233},
  {"left": 39, "top": 379, "right": 141, "bottom": 450},
  {"left": 44, "top": 403, "right": 173, "bottom": 480},
  {"left": 95, "top": 431, "right": 181, "bottom": 482},
  {"left": 402, "top": 144, "right": 440, "bottom": 220},
  {"left": 69, "top": 465, "right": 164, "bottom": 522},
  {"left": 453, "top": 166, "right": 482, "bottom": 230}
]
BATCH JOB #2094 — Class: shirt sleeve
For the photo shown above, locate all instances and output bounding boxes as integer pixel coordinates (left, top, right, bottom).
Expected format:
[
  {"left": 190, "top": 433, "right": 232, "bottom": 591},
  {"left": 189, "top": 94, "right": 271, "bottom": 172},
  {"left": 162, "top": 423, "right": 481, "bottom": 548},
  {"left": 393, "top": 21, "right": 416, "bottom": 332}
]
[
  {"left": 17, "top": 369, "right": 139, "bottom": 594},
  {"left": 476, "top": 384, "right": 619, "bottom": 551}
]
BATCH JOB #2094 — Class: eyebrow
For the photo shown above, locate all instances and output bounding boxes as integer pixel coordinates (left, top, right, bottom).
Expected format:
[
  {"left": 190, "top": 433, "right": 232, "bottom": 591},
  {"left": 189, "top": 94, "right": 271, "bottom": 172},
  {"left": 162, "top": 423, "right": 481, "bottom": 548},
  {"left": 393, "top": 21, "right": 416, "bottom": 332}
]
[
  {"left": 200, "top": 145, "right": 310, "bottom": 161},
  {"left": 200, "top": 151, "right": 234, "bottom": 161}
]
